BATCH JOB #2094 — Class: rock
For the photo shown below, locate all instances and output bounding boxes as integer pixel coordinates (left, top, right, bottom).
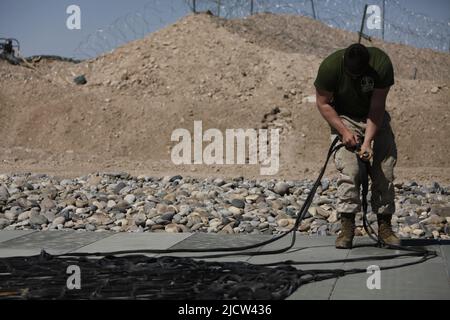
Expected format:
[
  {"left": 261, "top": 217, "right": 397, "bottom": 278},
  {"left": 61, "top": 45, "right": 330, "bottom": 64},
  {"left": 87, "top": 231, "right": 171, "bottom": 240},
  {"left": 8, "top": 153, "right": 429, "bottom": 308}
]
[
  {"left": 165, "top": 224, "right": 179, "bottom": 233},
  {"left": 423, "top": 215, "right": 446, "bottom": 225},
  {"left": 430, "top": 182, "right": 442, "bottom": 193},
  {"left": 133, "top": 213, "right": 147, "bottom": 226},
  {"left": 245, "top": 194, "right": 260, "bottom": 202},
  {"left": 112, "top": 182, "right": 127, "bottom": 194},
  {"left": 75, "top": 199, "right": 88, "bottom": 208},
  {"left": 228, "top": 206, "right": 242, "bottom": 216},
  {"left": 0, "top": 185, "right": 9, "bottom": 202},
  {"left": 298, "top": 221, "right": 311, "bottom": 232},
  {"left": 0, "top": 218, "right": 10, "bottom": 229},
  {"left": 124, "top": 194, "right": 136, "bottom": 204},
  {"left": 115, "top": 218, "right": 128, "bottom": 227},
  {"left": 271, "top": 199, "right": 283, "bottom": 210},
  {"left": 321, "top": 179, "right": 330, "bottom": 191},
  {"left": 327, "top": 211, "right": 338, "bottom": 223},
  {"left": 259, "top": 222, "right": 269, "bottom": 230},
  {"left": 354, "top": 227, "right": 363, "bottom": 236},
  {"left": 29, "top": 215, "right": 48, "bottom": 227},
  {"left": 315, "top": 206, "right": 331, "bottom": 219},
  {"left": 64, "top": 221, "right": 75, "bottom": 228},
  {"left": 107, "top": 200, "right": 116, "bottom": 208},
  {"left": 231, "top": 199, "right": 245, "bottom": 209},
  {"left": 302, "top": 95, "right": 316, "bottom": 103},
  {"left": 52, "top": 216, "right": 66, "bottom": 225},
  {"left": 402, "top": 226, "right": 412, "bottom": 233},
  {"left": 5, "top": 210, "right": 18, "bottom": 221},
  {"left": 430, "top": 86, "right": 439, "bottom": 94},
  {"left": 85, "top": 224, "right": 96, "bottom": 231},
  {"left": 115, "top": 200, "right": 130, "bottom": 212},
  {"left": 412, "top": 229, "right": 425, "bottom": 236},
  {"left": 274, "top": 182, "right": 289, "bottom": 196},
  {"left": 163, "top": 193, "right": 176, "bottom": 202},
  {"left": 213, "top": 178, "right": 225, "bottom": 186},
  {"left": 432, "top": 230, "right": 440, "bottom": 238},
  {"left": 308, "top": 206, "right": 317, "bottom": 216},
  {"left": 40, "top": 197, "right": 55, "bottom": 211},
  {"left": 209, "top": 218, "right": 222, "bottom": 228},
  {"left": 277, "top": 219, "right": 289, "bottom": 227},
  {"left": 219, "top": 222, "right": 235, "bottom": 234},
  {"left": 317, "top": 224, "right": 328, "bottom": 235},
  {"left": 42, "top": 210, "right": 56, "bottom": 222},
  {"left": 87, "top": 213, "right": 112, "bottom": 225},
  {"left": 191, "top": 223, "right": 203, "bottom": 231},
  {"left": 431, "top": 206, "right": 450, "bottom": 218},
  {"left": 74, "top": 74, "right": 87, "bottom": 85},
  {"left": 404, "top": 215, "right": 419, "bottom": 225},
  {"left": 86, "top": 175, "right": 102, "bottom": 186},
  {"left": 17, "top": 211, "right": 31, "bottom": 221},
  {"left": 330, "top": 223, "right": 340, "bottom": 234},
  {"left": 160, "top": 212, "right": 175, "bottom": 221},
  {"left": 409, "top": 198, "right": 421, "bottom": 205},
  {"left": 169, "top": 175, "right": 183, "bottom": 182}
]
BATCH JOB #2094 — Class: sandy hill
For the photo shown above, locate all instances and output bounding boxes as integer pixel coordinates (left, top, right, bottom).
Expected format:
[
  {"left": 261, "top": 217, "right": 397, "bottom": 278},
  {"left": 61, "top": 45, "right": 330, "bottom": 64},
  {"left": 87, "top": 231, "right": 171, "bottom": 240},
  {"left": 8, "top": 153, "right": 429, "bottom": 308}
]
[{"left": 0, "top": 13, "right": 449, "bottom": 182}]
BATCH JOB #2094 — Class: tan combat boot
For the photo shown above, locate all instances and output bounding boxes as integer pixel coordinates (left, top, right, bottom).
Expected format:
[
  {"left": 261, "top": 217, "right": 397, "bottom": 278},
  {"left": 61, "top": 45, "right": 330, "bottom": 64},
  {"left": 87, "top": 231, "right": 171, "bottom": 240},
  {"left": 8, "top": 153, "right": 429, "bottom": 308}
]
[
  {"left": 335, "top": 213, "right": 355, "bottom": 249},
  {"left": 377, "top": 214, "right": 401, "bottom": 246}
]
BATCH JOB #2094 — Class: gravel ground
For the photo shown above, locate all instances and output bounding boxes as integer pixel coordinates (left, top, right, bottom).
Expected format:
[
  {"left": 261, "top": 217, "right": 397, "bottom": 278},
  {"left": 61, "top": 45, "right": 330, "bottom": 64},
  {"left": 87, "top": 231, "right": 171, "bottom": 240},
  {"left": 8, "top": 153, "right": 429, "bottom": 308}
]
[{"left": 0, "top": 173, "right": 449, "bottom": 239}]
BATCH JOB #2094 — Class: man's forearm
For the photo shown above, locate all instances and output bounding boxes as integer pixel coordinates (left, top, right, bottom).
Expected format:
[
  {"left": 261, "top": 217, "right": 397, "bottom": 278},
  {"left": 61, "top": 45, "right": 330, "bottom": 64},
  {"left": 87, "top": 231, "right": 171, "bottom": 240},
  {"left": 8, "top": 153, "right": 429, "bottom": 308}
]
[
  {"left": 317, "top": 104, "right": 349, "bottom": 136},
  {"left": 363, "top": 102, "right": 385, "bottom": 146}
]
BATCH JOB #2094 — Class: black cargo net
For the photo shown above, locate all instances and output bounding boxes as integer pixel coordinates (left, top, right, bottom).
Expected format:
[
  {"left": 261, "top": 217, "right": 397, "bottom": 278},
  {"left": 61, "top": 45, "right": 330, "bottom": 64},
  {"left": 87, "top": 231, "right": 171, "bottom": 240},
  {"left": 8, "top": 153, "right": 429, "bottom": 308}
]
[{"left": 0, "top": 251, "right": 345, "bottom": 300}]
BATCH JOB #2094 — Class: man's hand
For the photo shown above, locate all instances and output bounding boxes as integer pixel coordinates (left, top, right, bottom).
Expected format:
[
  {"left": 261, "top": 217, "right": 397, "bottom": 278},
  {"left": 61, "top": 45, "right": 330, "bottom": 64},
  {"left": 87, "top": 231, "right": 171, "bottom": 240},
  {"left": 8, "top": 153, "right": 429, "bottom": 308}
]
[
  {"left": 358, "top": 143, "right": 373, "bottom": 161},
  {"left": 342, "top": 129, "right": 359, "bottom": 149}
]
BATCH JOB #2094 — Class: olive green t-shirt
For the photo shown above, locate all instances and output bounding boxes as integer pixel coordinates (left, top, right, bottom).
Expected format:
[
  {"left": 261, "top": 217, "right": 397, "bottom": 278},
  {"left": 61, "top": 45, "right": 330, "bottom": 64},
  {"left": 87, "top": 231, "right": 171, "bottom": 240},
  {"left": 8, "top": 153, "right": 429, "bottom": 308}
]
[{"left": 314, "top": 47, "right": 394, "bottom": 118}]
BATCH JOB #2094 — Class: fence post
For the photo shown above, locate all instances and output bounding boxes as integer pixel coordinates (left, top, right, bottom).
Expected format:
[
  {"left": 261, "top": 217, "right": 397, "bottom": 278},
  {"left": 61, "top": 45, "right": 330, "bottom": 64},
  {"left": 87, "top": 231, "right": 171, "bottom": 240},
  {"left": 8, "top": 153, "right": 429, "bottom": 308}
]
[
  {"left": 192, "top": 0, "right": 196, "bottom": 13},
  {"left": 250, "top": 0, "right": 254, "bottom": 15},
  {"left": 382, "top": 0, "right": 385, "bottom": 40},
  {"left": 358, "top": 4, "right": 368, "bottom": 43},
  {"left": 217, "top": 0, "right": 221, "bottom": 17},
  {"left": 310, "top": 0, "right": 317, "bottom": 19}
]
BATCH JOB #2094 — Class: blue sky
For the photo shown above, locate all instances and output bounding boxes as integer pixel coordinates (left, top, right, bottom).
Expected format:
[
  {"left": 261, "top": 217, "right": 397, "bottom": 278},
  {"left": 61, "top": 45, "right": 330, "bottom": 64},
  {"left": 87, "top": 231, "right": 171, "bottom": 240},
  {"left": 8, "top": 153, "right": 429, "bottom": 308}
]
[{"left": 1, "top": 0, "right": 449, "bottom": 58}]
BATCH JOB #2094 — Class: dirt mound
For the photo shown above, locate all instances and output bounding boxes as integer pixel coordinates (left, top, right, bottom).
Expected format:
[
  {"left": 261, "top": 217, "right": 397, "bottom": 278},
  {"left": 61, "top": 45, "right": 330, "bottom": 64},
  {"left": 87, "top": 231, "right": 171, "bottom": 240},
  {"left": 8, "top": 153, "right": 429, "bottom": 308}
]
[
  {"left": 222, "top": 13, "right": 450, "bottom": 82},
  {"left": 0, "top": 13, "right": 449, "bottom": 182}
]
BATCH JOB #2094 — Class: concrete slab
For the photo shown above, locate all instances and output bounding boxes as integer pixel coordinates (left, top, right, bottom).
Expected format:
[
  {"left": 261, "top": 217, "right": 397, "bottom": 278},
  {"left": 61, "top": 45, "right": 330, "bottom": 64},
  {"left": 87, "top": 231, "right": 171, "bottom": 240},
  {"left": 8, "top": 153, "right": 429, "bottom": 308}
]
[
  {"left": 0, "top": 230, "right": 36, "bottom": 243},
  {"left": 248, "top": 234, "right": 346, "bottom": 268},
  {"left": 440, "top": 245, "right": 450, "bottom": 280},
  {"left": 286, "top": 279, "right": 338, "bottom": 300},
  {"left": 73, "top": 232, "right": 193, "bottom": 257},
  {"left": 157, "top": 233, "right": 273, "bottom": 262},
  {"left": 330, "top": 239, "right": 450, "bottom": 300},
  {"left": 0, "top": 230, "right": 112, "bottom": 256},
  {"left": 168, "top": 233, "right": 273, "bottom": 250},
  {"left": 250, "top": 235, "right": 350, "bottom": 300}
]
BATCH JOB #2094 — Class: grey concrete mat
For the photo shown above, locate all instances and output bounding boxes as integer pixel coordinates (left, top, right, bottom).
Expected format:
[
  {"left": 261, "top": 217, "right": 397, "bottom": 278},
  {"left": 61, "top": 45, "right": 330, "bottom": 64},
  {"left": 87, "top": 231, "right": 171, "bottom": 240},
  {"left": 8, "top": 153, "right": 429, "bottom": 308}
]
[
  {"left": 0, "top": 230, "right": 36, "bottom": 243},
  {"left": 0, "top": 230, "right": 112, "bottom": 255},
  {"left": 72, "top": 232, "right": 192, "bottom": 256},
  {"left": 329, "top": 239, "right": 450, "bottom": 299},
  {"left": 168, "top": 233, "right": 273, "bottom": 250}
]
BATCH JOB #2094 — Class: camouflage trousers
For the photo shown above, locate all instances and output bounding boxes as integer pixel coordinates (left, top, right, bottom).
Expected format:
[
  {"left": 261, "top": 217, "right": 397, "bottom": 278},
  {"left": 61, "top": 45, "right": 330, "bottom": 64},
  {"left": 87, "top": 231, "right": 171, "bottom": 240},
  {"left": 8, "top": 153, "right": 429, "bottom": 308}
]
[{"left": 331, "top": 113, "right": 397, "bottom": 215}]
